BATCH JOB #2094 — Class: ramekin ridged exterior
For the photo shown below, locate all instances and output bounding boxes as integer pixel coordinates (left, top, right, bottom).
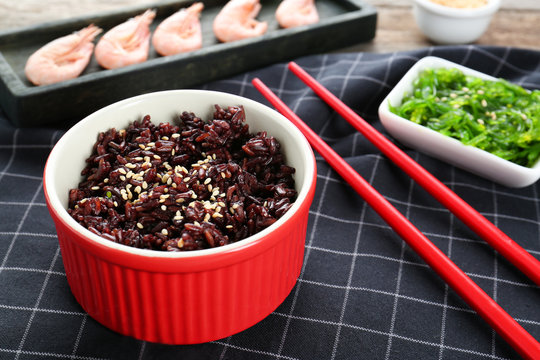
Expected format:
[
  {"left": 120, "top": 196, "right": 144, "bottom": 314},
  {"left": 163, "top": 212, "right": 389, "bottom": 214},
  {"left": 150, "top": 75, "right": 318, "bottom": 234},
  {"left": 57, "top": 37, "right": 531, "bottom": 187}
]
[{"left": 43, "top": 90, "right": 317, "bottom": 344}]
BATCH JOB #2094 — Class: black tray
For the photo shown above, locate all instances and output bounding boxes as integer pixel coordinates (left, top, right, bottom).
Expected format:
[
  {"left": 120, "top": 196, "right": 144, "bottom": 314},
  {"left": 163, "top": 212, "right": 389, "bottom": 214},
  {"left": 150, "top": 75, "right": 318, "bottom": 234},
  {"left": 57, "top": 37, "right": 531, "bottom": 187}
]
[{"left": 0, "top": 0, "right": 377, "bottom": 127}]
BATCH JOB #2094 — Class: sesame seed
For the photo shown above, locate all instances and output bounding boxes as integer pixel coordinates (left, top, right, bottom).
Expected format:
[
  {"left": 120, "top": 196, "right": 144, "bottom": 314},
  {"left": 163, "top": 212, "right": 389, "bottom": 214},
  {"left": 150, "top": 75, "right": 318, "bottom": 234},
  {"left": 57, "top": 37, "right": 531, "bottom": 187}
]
[
  {"left": 177, "top": 239, "right": 184, "bottom": 248},
  {"left": 134, "top": 186, "right": 142, "bottom": 193},
  {"left": 103, "top": 178, "right": 109, "bottom": 183},
  {"left": 126, "top": 171, "right": 133, "bottom": 179},
  {"left": 114, "top": 201, "right": 118, "bottom": 207},
  {"left": 139, "top": 144, "right": 146, "bottom": 150},
  {"left": 184, "top": 177, "right": 191, "bottom": 182},
  {"left": 207, "top": 184, "right": 213, "bottom": 192},
  {"left": 161, "top": 229, "right": 168, "bottom": 236},
  {"left": 194, "top": 221, "right": 201, "bottom": 226},
  {"left": 167, "top": 178, "right": 173, "bottom": 185},
  {"left": 137, "top": 222, "right": 144, "bottom": 229},
  {"left": 230, "top": 207, "right": 235, "bottom": 213},
  {"left": 171, "top": 149, "right": 175, "bottom": 155},
  {"left": 147, "top": 142, "right": 155, "bottom": 147},
  {"left": 191, "top": 192, "right": 198, "bottom": 199},
  {"left": 91, "top": 186, "right": 100, "bottom": 190},
  {"left": 144, "top": 156, "right": 151, "bottom": 163},
  {"left": 134, "top": 156, "right": 143, "bottom": 161},
  {"left": 162, "top": 136, "right": 169, "bottom": 141},
  {"left": 212, "top": 212, "right": 223, "bottom": 218},
  {"left": 176, "top": 198, "right": 185, "bottom": 203},
  {"left": 232, "top": 204, "right": 239, "bottom": 209},
  {"left": 204, "top": 178, "right": 211, "bottom": 185},
  {"left": 263, "top": 201, "right": 268, "bottom": 207},
  {"left": 204, "top": 213, "right": 211, "bottom": 222},
  {"left": 154, "top": 155, "right": 161, "bottom": 160},
  {"left": 218, "top": 201, "right": 226, "bottom": 207},
  {"left": 161, "top": 205, "right": 167, "bottom": 211},
  {"left": 142, "top": 181, "right": 148, "bottom": 189},
  {"left": 171, "top": 133, "right": 180, "bottom": 139},
  {"left": 122, "top": 193, "right": 128, "bottom": 201},
  {"left": 120, "top": 175, "right": 126, "bottom": 181},
  {"left": 213, "top": 154, "right": 217, "bottom": 160},
  {"left": 226, "top": 225, "right": 233, "bottom": 229},
  {"left": 126, "top": 163, "right": 136, "bottom": 169},
  {"left": 118, "top": 168, "right": 127, "bottom": 175}
]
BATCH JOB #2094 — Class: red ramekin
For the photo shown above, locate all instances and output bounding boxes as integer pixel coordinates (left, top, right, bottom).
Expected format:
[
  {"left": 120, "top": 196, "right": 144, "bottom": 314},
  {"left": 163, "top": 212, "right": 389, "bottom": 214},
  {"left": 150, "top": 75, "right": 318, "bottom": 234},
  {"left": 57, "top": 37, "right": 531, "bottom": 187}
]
[{"left": 43, "top": 90, "right": 317, "bottom": 344}]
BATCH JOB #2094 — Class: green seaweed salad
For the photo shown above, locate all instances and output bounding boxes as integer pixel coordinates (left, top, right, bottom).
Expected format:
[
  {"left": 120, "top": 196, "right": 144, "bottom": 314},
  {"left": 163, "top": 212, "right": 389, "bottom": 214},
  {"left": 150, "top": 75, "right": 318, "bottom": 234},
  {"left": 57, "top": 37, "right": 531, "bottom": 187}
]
[{"left": 390, "top": 67, "right": 540, "bottom": 167}]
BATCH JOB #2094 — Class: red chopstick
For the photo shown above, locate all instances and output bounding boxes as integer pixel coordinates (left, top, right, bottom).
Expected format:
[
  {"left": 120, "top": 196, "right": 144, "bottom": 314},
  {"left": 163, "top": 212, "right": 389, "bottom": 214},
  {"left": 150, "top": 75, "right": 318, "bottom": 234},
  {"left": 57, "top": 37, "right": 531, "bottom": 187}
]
[
  {"left": 288, "top": 61, "right": 540, "bottom": 287},
  {"left": 252, "top": 77, "right": 540, "bottom": 359}
]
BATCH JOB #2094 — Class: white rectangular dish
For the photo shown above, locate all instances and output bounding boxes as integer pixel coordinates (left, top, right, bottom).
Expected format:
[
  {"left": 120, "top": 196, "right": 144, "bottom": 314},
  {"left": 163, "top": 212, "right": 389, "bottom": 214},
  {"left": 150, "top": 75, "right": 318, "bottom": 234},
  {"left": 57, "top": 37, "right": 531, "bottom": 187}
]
[{"left": 378, "top": 56, "right": 540, "bottom": 188}]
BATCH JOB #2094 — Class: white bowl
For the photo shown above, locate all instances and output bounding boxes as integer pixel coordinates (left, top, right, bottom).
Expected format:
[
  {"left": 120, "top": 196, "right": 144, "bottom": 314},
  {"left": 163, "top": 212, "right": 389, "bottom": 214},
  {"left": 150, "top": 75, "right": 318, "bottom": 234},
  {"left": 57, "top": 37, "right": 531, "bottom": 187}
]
[
  {"left": 378, "top": 56, "right": 540, "bottom": 188},
  {"left": 413, "top": 0, "right": 501, "bottom": 44}
]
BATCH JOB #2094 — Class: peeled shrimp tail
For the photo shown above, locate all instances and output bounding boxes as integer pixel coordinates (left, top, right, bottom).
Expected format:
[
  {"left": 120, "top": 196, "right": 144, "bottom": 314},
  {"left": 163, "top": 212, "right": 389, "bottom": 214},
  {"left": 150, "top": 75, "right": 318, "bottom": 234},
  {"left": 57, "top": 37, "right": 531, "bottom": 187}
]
[
  {"left": 187, "top": 2, "right": 205, "bottom": 16},
  {"left": 213, "top": 0, "right": 268, "bottom": 43},
  {"left": 152, "top": 3, "right": 204, "bottom": 56},
  {"left": 94, "top": 9, "right": 156, "bottom": 69},
  {"left": 124, "top": 10, "right": 156, "bottom": 51},
  {"left": 276, "top": 0, "right": 319, "bottom": 28},
  {"left": 174, "top": 3, "right": 204, "bottom": 36},
  {"left": 56, "top": 25, "right": 102, "bottom": 63},
  {"left": 24, "top": 24, "right": 103, "bottom": 86}
]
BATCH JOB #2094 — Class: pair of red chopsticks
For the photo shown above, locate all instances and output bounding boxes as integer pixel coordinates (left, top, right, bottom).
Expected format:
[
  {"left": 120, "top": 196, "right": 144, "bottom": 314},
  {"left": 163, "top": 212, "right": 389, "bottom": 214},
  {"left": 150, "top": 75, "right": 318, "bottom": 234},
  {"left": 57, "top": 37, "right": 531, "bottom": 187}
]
[{"left": 252, "top": 62, "right": 540, "bottom": 360}]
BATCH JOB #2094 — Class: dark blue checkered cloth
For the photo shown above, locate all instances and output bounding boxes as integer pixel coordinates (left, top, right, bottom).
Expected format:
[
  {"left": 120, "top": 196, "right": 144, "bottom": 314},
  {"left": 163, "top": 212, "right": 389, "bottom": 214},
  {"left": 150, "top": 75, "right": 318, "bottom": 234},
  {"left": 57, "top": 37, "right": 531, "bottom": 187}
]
[{"left": 1, "top": 46, "right": 539, "bottom": 360}]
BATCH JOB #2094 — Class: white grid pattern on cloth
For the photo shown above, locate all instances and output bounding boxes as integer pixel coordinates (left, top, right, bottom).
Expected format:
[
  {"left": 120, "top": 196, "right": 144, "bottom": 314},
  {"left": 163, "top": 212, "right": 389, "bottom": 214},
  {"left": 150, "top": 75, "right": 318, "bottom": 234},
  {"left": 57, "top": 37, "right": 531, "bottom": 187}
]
[{"left": 0, "top": 46, "right": 539, "bottom": 360}]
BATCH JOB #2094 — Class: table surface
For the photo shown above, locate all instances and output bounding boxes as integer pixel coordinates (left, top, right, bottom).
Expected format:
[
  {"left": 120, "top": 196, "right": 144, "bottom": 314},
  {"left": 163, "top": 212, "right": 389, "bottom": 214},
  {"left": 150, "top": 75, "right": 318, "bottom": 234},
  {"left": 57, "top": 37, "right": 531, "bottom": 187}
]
[
  {"left": 0, "top": 0, "right": 539, "bottom": 52},
  {"left": 0, "top": 2, "right": 539, "bottom": 360}
]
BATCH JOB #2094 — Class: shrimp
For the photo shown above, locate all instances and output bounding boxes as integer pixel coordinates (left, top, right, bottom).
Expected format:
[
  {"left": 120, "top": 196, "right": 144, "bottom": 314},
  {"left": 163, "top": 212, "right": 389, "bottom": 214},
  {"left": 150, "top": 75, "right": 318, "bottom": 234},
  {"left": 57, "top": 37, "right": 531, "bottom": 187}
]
[
  {"left": 213, "top": 0, "right": 268, "bottom": 43},
  {"left": 275, "top": 0, "right": 319, "bottom": 28},
  {"left": 152, "top": 3, "right": 205, "bottom": 56},
  {"left": 94, "top": 10, "right": 156, "bottom": 69},
  {"left": 24, "top": 25, "right": 102, "bottom": 86}
]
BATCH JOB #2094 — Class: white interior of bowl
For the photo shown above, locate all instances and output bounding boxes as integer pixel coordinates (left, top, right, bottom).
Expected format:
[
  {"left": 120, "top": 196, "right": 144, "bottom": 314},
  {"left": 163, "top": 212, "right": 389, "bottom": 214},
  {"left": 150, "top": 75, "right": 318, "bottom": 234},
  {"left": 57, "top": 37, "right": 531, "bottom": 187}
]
[
  {"left": 44, "top": 90, "right": 316, "bottom": 257},
  {"left": 414, "top": 0, "right": 501, "bottom": 17},
  {"left": 378, "top": 56, "right": 540, "bottom": 188}
]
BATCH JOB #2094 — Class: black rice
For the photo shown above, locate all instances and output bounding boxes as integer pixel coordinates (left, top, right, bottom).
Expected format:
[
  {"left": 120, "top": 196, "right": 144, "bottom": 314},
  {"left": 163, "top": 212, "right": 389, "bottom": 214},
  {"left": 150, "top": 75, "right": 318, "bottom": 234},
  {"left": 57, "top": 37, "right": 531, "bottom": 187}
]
[{"left": 67, "top": 105, "right": 297, "bottom": 251}]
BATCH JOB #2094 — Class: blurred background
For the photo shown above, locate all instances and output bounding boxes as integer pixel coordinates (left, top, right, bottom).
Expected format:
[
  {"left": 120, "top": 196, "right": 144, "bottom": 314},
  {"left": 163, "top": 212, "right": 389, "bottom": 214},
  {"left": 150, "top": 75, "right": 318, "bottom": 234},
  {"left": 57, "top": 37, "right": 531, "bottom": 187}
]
[{"left": 0, "top": 0, "right": 538, "bottom": 53}]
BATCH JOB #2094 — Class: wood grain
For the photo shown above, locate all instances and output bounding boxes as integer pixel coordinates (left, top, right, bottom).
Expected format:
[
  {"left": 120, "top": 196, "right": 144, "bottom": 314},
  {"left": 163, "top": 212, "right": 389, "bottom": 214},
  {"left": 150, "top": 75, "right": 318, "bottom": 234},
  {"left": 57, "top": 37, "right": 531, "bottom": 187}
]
[{"left": 0, "top": 0, "right": 538, "bottom": 52}]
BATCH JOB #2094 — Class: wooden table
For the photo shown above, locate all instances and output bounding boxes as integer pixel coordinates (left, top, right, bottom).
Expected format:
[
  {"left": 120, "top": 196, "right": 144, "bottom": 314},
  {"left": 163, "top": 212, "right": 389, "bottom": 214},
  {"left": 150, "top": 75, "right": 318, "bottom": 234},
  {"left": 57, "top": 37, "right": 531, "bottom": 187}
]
[{"left": 0, "top": 0, "right": 538, "bottom": 53}]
